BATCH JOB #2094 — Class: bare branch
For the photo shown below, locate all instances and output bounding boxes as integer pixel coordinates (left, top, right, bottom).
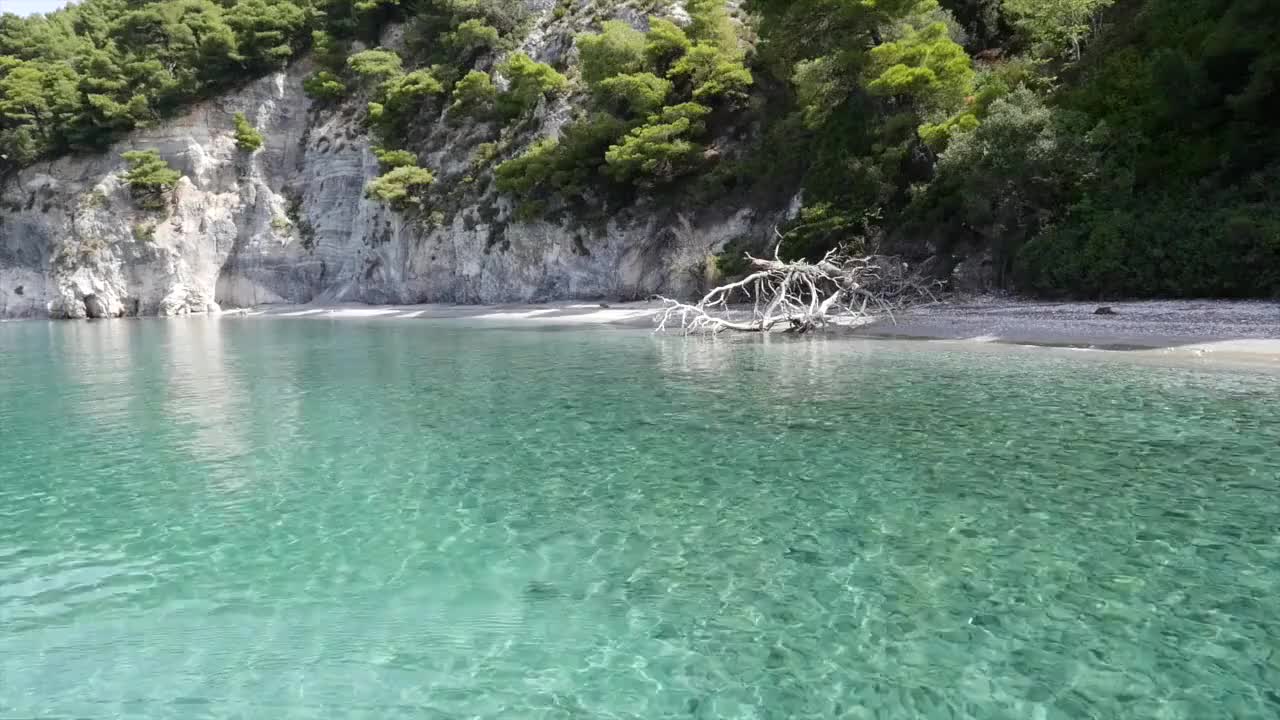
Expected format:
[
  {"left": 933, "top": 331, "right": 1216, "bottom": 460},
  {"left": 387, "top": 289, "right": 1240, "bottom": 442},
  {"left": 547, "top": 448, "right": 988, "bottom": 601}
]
[{"left": 656, "top": 245, "right": 939, "bottom": 335}]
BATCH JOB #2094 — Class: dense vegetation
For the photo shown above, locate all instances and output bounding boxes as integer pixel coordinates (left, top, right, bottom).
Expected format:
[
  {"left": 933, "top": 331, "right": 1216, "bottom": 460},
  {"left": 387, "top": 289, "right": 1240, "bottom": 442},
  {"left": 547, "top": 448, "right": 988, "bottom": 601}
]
[
  {"left": 0, "top": 0, "right": 325, "bottom": 166},
  {"left": 0, "top": 0, "right": 1276, "bottom": 297},
  {"left": 495, "top": 6, "right": 752, "bottom": 206},
  {"left": 741, "top": 0, "right": 1279, "bottom": 297}
]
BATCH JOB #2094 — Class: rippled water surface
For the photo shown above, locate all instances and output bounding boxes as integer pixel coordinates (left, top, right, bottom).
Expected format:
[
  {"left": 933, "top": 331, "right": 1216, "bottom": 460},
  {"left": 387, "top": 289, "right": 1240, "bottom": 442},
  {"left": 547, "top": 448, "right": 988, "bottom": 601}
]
[{"left": 2, "top": 318, "right": 1279, "bottom": 719}]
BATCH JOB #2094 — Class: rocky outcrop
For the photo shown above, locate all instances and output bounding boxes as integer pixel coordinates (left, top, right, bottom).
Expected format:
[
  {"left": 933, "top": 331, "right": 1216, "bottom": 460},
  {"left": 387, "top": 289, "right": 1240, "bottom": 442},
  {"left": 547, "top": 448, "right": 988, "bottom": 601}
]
[{"left": 0, "top": 2, "right": 781, "bottom": 319}]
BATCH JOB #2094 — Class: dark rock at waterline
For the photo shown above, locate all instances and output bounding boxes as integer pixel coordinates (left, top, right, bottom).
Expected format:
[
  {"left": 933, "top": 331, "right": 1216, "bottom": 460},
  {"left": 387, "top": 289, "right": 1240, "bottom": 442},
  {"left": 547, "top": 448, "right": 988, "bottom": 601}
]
[
  {"left": 83, "top": 294, "right": 110, "bottom": 319},
  {"left": 1094, "top": 306, "right": 1118, "bottom": 315}
]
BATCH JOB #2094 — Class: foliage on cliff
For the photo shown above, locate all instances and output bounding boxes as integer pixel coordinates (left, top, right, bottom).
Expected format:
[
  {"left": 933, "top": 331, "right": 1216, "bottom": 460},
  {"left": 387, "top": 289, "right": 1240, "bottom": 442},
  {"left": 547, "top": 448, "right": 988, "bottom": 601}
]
[
  {"left": 1, "top": 0, "right": 1277, "bottom": 297},
  {"left": 495, "top": 6, "right": 751, "bottom": 204},
  {"left": 120, "top": 149, "right": 180, "bottom": 209},
  {"left": 232, "top": 112, "right": 263, "bottom": 152}
]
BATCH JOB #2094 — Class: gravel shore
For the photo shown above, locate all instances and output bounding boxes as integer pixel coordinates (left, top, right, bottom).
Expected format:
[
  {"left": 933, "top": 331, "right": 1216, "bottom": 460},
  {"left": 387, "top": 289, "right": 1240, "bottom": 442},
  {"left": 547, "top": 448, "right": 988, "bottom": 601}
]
[
  {"left": 854, "top": 298, "right": 1280, "bottom": 348},
  {"left": 236, "top": 298, "right": 1280, "bottom": 363}
]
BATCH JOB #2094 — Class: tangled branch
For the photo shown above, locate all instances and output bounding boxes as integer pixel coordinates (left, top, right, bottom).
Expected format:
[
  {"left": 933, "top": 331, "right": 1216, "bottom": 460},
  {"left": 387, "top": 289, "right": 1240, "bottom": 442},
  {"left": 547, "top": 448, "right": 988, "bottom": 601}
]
[{"left": 656, "top": 242, "right": 937, "bottom": 334}]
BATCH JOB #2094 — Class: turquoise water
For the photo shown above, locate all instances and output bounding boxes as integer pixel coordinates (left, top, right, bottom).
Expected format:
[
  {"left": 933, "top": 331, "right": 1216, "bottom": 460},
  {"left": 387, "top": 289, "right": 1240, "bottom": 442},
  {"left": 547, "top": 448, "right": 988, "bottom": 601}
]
[{"left": 1, "top": 318, "right": 1278, "bottom": 719}]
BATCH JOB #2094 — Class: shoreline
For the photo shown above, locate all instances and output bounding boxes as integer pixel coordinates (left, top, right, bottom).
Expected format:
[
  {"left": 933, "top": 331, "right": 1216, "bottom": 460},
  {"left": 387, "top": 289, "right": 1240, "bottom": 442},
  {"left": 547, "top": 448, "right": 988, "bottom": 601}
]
[
  {"left": 9, "top": 298, "right": 1279, "bottom": 365},
  {"left": 234, "top": 298, "right": 1280, "bottom": 364},
  {"left": 850, "top": 298, "right": 1280, "bottom": 362}
]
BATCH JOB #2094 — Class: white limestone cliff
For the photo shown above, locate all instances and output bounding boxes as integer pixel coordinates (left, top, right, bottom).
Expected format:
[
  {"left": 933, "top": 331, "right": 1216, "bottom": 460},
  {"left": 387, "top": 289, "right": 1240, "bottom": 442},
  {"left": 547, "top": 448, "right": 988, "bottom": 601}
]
[{"left": 0, "top": 1, "right": 779, "bottom": 319}]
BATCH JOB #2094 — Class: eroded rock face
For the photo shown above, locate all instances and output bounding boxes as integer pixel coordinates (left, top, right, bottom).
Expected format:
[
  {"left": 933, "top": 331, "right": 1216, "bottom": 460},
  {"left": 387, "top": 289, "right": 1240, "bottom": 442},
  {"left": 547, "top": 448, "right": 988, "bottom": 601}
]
[
  {"left": 0, "top": 1, "right": 783, "bottom": 319},
  {"left": 83, "top": 294, "right": 109, "bottom": 319}
]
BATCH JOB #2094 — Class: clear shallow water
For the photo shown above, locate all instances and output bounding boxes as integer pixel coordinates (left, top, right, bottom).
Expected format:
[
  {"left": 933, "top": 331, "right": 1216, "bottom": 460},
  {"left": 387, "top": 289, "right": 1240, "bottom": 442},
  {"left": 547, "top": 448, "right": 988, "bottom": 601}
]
[{"left": 1, "top": 319, "right": 1278, "bottom": 720}]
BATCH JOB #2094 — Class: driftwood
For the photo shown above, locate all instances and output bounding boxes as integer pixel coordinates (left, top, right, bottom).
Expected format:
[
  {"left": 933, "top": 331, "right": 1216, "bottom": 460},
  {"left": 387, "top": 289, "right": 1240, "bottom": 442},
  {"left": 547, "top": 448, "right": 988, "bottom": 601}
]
[{"left": 656, "top": 242, "right": 937, "bottom": 334}]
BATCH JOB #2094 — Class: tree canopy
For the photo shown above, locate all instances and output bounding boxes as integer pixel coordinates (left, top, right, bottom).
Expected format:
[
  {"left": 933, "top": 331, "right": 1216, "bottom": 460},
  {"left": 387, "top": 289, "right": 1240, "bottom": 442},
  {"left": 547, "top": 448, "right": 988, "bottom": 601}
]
[
  {"left": 740, "top": 0, "right": 1280, "bottom": 297},
  {"left": 0, "top": 0, "right": 321, "bottom": 172},
  {"left": 1, "top": 0, "right": 1276, "bottom": 297}
]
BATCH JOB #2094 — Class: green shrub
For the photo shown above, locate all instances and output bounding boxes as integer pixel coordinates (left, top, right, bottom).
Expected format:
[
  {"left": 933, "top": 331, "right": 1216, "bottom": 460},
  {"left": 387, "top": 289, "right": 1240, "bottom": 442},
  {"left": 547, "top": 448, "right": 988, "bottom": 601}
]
[
  {"left": 496, "top": 113, "right": 630, "bottom": 198},
  {"left": 917, "top": 60, "right": 1041, "bottom": 151},
  {"left": 495, "top": 138, "right": 561, "bottom": 196},
  {"left": 233, "top": 112, "right": 264, "bottom": 152},
  {"left": 713, "top": 244, "right": 754, "bottom": 278},
  {"left": 865, "top": 22, "right": 973, "bottom": 112},
  {"left": 685, "top": 0, "right": 740, "bottom": 54},
  {"left": 776, "top": 203, "right": 872, "bottom": 261},
  {"left": 473, "top": 141, "right": 499, "bottom": 166},
  {"left": 577, "top": 20, "right": 646, "bottom": 86},
  {"left": 593, "top": 72, "right": 672, "bottom": 118},
  {"left": 555, "top": 112, "right": 632, "bottom": 179},
  {"left": 791, "top": 55, "right": 850, "bottom": 129},
  {"left": 225, "top": 0, "right": 310, "bottom": 68},
  {"left": 669, "top": 42, "right": 753, "bottom": 103},
  {"left": 383, "top": 69, "right": 445, "bottom": 109},
  {"left": 496, "top": 53, "right": 568, "bottom": 118},
  {"left": 347, "top": 48, "right": 404, "bottom": 81},
  {"left": 907, "top": 88, "right": 1098, "bottom": 270},
  {"left": 303, "top": 71, "right": 347, "bottom": 100},
  {"left": 403, "top": 0, "right": 530, "bottom": 66},
  {"left": 374, "top": 148, "right": 418, "bottom": 169},
  {"left": 449, "top": 0, "right": 529, "bottom": 36},
  {"left": 444, "top": 18, "right": 503, "bottom": 57},
  {"left": 310, "top": 30, "right": 348, "bottom": 72},
  {"left": 604, "top": 102, "right": 710, "bottom": 182},
  {"left": 120, "top": 150, "right": 181, "bottom": 209},
  {"left": 365, "top": 164, "right": 436, "bottom": 207},
  {"left": 132, "top": 221, "right": 157, "bottom": 242},
  {"left": 644, "top": 18, "right": 692, "bottom": 73},
  {"left": 918, "top": 112, "right": 979, "bottom": 150},
  {"left": 368, "top": 69, "right": 445, "bottom": 138},
  {"left": 451, "top": 70, "right": 498, "bottom": 116},
  {"left": 1003, "top": 0, "right": 1114, "bottom": 60},
  {"left": 354, "top": 0, "right": 397, "bottom": 14}
]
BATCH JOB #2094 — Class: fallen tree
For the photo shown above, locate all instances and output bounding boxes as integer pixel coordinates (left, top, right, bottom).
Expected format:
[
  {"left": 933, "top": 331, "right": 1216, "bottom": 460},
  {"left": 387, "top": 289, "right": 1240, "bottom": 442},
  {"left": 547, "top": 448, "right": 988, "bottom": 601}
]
[{"left": 656, "top": 243, "right": 938, "bottom": 334}]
